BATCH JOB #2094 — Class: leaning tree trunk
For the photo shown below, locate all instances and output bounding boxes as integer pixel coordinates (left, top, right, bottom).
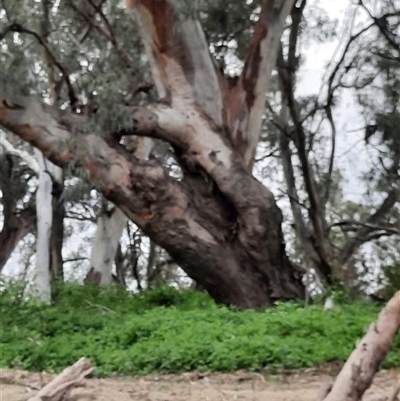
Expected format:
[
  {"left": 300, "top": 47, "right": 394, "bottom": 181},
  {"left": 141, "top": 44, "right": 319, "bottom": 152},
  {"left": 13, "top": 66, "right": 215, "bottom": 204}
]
[
  {"left": 321, "top": 291, "right": 400, "bottom": 401},
  {"left": 0, "top": 0, "right": 305, "bottom": 308}
]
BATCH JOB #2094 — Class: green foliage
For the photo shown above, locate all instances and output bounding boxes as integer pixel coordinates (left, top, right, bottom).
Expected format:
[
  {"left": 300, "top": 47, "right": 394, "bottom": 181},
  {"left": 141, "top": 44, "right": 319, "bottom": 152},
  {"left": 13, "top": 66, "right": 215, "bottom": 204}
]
[{"left": 1, "top": 284, "right": 399, "bottom": 377}]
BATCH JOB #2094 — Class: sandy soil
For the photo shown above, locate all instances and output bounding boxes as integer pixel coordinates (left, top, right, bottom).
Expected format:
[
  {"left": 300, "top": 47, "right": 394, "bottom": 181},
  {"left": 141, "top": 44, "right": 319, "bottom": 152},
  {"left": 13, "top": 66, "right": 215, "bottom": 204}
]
[{"left": 1, "top": 365, "right": 398, "bottom": 401}]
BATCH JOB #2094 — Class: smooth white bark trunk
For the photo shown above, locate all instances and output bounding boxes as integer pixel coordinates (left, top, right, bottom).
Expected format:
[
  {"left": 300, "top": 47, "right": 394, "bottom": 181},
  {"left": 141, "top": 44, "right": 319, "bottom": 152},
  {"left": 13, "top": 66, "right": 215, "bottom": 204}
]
[
  {"left": 34, "top": 150, "right": 52, "bottom": 302},
  {"left": 89, "top": 137, "right": 152, "bottom": 284},
  {"left": 33, "top": 150, "right": 63, "bottom": 302},
  {"left": 89, "top": 207, "right": 127, "bottom": 285}
]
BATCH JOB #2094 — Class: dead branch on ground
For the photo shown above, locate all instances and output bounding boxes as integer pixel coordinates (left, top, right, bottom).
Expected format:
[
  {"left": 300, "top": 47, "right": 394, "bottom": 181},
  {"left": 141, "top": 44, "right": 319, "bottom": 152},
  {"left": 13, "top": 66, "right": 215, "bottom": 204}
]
[{"left": 27, "top": 358, "right": 92, "bottom": 401}]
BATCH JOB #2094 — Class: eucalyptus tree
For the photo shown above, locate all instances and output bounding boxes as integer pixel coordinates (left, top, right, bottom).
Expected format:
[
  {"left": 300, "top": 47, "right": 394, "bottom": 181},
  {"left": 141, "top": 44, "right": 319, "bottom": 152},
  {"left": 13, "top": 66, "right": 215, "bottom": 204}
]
[{"left": 0, "top": 0, "right": 306, "bottom": 308}]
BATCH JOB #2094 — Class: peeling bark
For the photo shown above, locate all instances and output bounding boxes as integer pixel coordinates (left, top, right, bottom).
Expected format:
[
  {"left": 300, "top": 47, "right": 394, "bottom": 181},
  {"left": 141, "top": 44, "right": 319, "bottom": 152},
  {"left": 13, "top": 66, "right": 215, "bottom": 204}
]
[
  {"left": 0, "top": 90, "right": 305, "bottom": 307},
  {"left": 230, "top": 0, "right": 296, "bottom": 167},
  {"left": 0, "top": 0, "right": 305, "bottom": 308}
]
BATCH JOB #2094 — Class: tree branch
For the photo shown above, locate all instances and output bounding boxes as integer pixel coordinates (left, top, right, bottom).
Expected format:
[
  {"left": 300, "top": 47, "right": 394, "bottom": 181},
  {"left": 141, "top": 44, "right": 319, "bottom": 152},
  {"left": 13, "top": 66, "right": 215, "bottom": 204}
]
[
  {"left": 326, "top": 21, "right": 375, "bottom": 100},
  {"left": 0, "top": 91, "right": 248, "bottom": 293},
  {"left": 358, "top": 0, "right": 400, "bottom": 56},
  {"left": 0, "top": 130, "right": 39, "bottom": 173},
  {"left": 128, "top": 0, "right": 223, "bottom": 126},
  {"left": 339, "top": 188, "right": 399, "bottom": 265},
  {"left": 0, "top": 92, "right": 179, "bottom": 226},
  {"left": 2, "top": 23, "right": 77, "bottom": 107},
  {"left": 278, "top": 103, "right": 323, "bottom": 273},
  {"left": 68, "top": 0, "right": 135, "bottom": 73},
  {"left": 277, "top": 3, "right": 333, "bottom": 283},
  {"left": 0, "top": 22, "right": 15, "bottom": 40},
  {"left": 27, "top": 357, "right": 93, "bottom": 401},
  {"left": 328, "top": 220, "right": 399, "bottom": 236},
  {"left": 225, "top": 0, "right": 296, "bottom": 167},
  {"left": 322, "top": 104, "right": 337, "bottom": 208}
]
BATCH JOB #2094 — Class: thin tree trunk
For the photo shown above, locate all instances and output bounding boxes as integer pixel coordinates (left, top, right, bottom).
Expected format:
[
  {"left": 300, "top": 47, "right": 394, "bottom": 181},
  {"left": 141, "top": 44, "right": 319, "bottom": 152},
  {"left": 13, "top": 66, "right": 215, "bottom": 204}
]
[
  {"left": 87, "top": 205, "right": 127, "bottom": 285},
  {"left": 50, "top": 168, "right": 64, "bottom": 284},
  {"left": 34, "top": 150, "right": 53, "bottom": 303},
  {"left": 114, "top": 242, "right": 126, "bottom": 286},
  {"left": 146, "top": 240, "right": 157, "bottom": 288}
]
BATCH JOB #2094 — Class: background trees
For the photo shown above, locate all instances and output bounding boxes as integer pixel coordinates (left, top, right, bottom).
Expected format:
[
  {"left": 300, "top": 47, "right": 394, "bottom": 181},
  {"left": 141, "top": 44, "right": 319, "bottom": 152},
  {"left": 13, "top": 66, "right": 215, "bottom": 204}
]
[{"left": 0, "top": 0, "right": 399, "bottom": 306}]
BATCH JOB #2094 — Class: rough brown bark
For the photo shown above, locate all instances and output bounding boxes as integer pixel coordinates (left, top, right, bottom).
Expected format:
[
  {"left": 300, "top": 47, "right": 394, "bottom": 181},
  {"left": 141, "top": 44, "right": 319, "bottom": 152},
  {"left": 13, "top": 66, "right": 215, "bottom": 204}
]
[
  {"left": 321, "top": 291, "right": 400, "bottom": 401},
  {"left": 0, "top": 0, "right": 305, "bottom": 308}
]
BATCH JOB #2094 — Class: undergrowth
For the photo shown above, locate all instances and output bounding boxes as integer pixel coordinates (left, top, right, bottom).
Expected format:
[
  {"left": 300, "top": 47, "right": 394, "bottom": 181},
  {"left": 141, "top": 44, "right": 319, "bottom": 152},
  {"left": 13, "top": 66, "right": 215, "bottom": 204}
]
[{"left": 1, "top": 283, "right": 399, "bottom": 377}]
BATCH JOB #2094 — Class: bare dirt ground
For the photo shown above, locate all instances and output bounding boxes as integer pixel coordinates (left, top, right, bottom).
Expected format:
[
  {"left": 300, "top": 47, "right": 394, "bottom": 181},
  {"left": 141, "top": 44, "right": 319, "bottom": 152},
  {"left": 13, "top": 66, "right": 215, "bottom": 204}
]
[{"left": 1, "top": 364, "right": 398, "bottom": 401}]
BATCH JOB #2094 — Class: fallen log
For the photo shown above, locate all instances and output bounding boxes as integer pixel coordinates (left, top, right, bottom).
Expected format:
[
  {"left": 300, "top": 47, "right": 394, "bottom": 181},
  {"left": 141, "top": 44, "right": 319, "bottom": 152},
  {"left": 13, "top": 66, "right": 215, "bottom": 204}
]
[
  {"left": 321, "top": 290, "right": 400, "bottom": 401},
  {"left": 27, "top": 357, "right": 93, "bottom": 401}
]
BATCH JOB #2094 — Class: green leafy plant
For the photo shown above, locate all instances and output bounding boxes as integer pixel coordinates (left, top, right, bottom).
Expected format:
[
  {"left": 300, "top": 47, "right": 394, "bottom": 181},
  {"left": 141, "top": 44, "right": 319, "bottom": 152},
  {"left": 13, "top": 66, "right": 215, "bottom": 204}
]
[{"left": 0, "top": 284, "right": 398, "bottom": 377}]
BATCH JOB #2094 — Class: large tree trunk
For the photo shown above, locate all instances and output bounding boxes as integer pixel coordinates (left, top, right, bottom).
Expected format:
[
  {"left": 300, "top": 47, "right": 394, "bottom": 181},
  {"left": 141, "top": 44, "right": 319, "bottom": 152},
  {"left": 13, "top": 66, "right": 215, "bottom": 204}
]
[{"left": 0, "top": 0, "right": 305, "bottom": 308}]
